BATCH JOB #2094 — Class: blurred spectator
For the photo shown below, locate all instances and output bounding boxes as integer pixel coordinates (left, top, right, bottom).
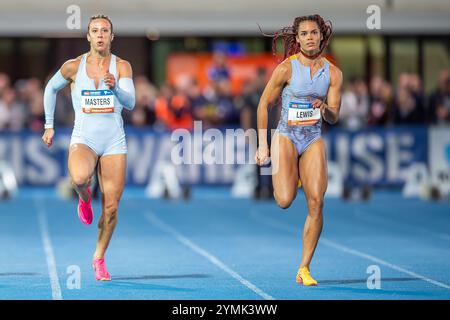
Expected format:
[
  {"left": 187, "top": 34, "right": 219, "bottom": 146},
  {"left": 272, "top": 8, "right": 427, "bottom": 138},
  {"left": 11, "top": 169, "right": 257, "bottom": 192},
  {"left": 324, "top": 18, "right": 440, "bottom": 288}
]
[
  {"left": 237, "top": 80, "right": 255, "bottom": 130},
  {"left": 428, "top": 69, "right": 450, "bottom": 124},
  {"left": 434, "top": 78, "right": 450, "bottom": 124},
  {"left": 0, "top": 90, "right": 12, "bottom": 130},
  {"left": 155, "top": 84, "right": 193, "bottom": 131},
  {"left": 187, "top": 79, "right": 209, "bottom": 125},
  {"left": 186, "top": 79, "right": 208, "bottom": 111},
  {"left": 24, "top": 78, "right": 45, "bottom": 132},
  {"left": 124, "top": 75, "right": 157, "bottom": 127},
  {"left": 198, "top": 78, "right": 239, "bottom": 128},
  {"left": 0, "top": 73, "right": 12, "bottom": 130},
  {"left": 208, "top": 51, "right": 230, "bottom": 82},
  {"left": 27, "top": 95, "right": 45, "bottom": 132},
  {"left": 154, "top": 83, "right": 173, "bottom": 129},
  {"left": 393, "top": 87, "right": 421, "bottom": 124},
  {"left": 238, "top": 67, "right": 272, "bottom": 130},
  {"left": 215, "top": 79, "right": 239, "bottom": 125},
  {"left": 169, "top": 92, "right": 194, "bottom": 130},
  {"left": 392, "top": 73, "right": 422, "bottom": 124},
  {"left": 368, "top": 76, "right": 392, "bottom": 125},
  {"left": 339, "top": 77, "right": 369, "bottom": 130},
  {"left": 0, "top": 73, "right": 10, "bottom": 96},
  {"left": 409, "top": 73, "right": 426, "bottom": 119},
  {"left": 0, "top": 87, "right": 26, "bottom": 131},
  {"left": 397, "top": 72, "right": 410, "bottom": 91}
]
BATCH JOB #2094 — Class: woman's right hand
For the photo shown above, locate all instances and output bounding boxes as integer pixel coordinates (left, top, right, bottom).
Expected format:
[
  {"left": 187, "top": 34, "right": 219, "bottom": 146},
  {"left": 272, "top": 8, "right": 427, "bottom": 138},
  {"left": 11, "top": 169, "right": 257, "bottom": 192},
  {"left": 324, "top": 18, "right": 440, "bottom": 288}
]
[
  {"left": 42, "top": 128, "right": 55, "bottom": 148},
  {"left": 255, "top": 144, "right": 270, "bottom": 166}
]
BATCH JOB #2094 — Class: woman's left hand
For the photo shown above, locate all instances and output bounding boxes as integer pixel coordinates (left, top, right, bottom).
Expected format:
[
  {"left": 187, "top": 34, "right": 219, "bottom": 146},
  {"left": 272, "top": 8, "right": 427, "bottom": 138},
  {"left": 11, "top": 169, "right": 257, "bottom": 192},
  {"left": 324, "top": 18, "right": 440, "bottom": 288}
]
[{"left": 104, "top": 72, "right": 116, "bottom": 90}]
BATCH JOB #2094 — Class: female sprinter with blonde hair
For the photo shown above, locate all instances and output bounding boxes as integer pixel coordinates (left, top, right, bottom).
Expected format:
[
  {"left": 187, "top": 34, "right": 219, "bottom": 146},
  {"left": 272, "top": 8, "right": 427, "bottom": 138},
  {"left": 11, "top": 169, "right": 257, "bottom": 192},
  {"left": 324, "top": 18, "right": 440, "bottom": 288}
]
[{"left": 42, "top": 15, "right": 135, "bottom": 281}]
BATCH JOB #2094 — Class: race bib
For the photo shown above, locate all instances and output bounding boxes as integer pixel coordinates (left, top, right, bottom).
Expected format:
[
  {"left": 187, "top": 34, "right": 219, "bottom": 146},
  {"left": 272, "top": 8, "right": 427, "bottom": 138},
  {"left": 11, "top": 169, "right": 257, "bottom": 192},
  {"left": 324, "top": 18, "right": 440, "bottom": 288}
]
[
  {"left": 81, "top": 90, "right": 115, "bottom": 113},
  {"left": 287, "top": 101, "right": 321, "bottom": 126}
]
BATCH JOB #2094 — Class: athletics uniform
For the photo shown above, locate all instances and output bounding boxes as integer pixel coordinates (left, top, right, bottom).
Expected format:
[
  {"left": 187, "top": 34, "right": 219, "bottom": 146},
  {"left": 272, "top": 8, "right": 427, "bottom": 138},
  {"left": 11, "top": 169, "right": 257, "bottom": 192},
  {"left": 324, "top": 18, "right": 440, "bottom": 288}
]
[
  {"left": 44, "top": 53, "right": 135, "bottom": 156},
  {"left": 276, "top": 54, "right": 330, "bottom": 155},
  {"left": 70, "top": 54, "right": 127, "bottom": 156}
]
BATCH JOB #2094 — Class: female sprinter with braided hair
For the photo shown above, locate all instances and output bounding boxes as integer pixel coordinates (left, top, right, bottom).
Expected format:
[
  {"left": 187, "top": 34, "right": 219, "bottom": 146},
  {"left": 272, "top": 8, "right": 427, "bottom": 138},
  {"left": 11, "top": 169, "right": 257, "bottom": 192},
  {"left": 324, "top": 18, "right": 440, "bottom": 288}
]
[{"left": 255, "top": 15, "right": 342, "bottom": 286}]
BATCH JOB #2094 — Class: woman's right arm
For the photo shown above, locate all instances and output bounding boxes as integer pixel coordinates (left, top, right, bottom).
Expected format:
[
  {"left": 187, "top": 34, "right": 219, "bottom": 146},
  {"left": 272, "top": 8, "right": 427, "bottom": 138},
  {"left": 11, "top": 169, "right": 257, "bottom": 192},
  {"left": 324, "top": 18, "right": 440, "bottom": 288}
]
[
  {"left": 255, "top": 63, "right": 289, "bottom": 165},
  {"left": 42, "top": 59, "right": 77, "bottom": 148}
]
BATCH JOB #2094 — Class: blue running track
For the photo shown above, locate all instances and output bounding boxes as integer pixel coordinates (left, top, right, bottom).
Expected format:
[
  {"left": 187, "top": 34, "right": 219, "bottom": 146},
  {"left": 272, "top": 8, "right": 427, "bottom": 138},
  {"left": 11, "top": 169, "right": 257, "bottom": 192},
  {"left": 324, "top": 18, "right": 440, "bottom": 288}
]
[{"left": 0, "top": 187, "right": 449, "bottom": 300}]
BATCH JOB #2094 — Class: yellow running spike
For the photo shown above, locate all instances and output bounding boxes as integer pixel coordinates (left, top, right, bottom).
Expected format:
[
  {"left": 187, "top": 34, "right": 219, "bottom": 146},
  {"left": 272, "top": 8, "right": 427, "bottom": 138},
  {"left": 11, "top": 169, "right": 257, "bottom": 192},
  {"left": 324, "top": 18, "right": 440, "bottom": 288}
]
[{"left": 296, "top": 266, "right": 318, "bottom": 286}]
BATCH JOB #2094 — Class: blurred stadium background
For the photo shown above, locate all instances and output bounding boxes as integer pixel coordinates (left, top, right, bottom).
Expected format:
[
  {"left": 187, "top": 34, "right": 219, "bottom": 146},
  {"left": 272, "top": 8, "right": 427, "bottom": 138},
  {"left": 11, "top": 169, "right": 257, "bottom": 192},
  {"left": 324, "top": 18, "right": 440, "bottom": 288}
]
[
  {"left": 0, "top": 0, "right": 449, "bottom": 197},
  {"left": 0, "top": 0, "right": 449, "bottom": 300}
]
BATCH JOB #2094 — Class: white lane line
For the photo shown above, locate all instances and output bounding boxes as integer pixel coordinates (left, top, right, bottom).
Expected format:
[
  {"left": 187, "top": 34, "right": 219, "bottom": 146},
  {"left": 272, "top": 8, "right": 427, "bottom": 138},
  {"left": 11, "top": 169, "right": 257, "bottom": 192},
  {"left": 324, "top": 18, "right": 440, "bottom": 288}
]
[
  {"left": 249, "top": 209, "right": 450, "bottom": 290},
  {"left": 35, "top": 199, "right": 63, "bottom": 300},
  {"left": 145, "top": 212, "right": 275, "bottom": 300},
  {"left": 319, "top": 238, "right": 450, "bottom": 290}
]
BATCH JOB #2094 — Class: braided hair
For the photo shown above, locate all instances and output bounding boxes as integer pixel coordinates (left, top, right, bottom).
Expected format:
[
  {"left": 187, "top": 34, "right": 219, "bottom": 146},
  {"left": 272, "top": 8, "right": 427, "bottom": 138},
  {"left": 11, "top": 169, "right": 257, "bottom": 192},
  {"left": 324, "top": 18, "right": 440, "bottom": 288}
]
[{"left": 261, "top": 15, "right": 332, "bottom": 61}]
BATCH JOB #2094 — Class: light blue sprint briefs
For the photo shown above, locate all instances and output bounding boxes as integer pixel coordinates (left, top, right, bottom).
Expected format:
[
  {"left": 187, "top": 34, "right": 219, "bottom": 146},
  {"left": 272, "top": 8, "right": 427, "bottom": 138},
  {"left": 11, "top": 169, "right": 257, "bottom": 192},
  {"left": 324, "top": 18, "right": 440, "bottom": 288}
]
[{"left": 276, "top": 54, "right": 331, "bottom": 155}]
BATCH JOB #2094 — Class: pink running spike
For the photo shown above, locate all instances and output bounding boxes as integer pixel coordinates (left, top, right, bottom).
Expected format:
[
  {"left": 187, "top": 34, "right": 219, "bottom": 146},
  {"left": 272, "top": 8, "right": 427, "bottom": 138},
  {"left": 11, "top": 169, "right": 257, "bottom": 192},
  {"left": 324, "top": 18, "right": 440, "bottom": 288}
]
[
  {"left": 93, "top": 258, "right": 111, "bottom": 281},
  {"left": 77, "top": 186, "right": 93, "bottom": 225}
]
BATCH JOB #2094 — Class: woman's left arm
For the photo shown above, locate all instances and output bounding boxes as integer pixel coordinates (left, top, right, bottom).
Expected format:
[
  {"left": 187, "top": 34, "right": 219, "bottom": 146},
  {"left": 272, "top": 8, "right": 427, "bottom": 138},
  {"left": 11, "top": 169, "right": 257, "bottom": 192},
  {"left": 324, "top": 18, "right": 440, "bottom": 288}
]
[{"left": 114, "top": 60, "right": 136, "bottom": 110}]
